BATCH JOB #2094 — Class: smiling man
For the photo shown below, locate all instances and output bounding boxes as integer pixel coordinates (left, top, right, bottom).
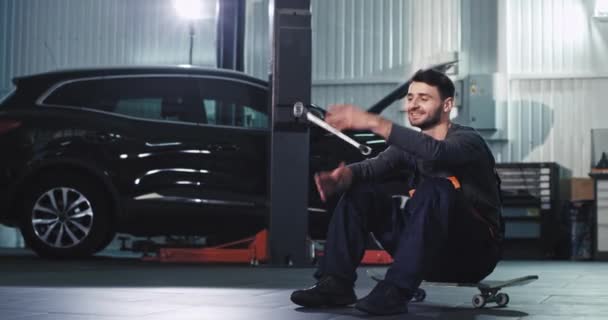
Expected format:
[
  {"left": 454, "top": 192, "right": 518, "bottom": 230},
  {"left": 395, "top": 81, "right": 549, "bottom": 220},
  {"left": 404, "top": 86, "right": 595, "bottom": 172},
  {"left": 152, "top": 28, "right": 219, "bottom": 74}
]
[{"left": 290, "top": 69, "right": 503, "bottom": 315}]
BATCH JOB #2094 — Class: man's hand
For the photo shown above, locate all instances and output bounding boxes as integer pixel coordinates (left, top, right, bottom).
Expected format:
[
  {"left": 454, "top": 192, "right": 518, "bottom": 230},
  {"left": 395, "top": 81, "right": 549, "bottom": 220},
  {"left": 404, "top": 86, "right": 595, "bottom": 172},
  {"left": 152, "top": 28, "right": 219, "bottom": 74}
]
[
  {"left": 314, "top": 162, "right": 353, "bottom": 202},
  {"left": 325, "top": 104, "right": 392, "bottom": 138}
]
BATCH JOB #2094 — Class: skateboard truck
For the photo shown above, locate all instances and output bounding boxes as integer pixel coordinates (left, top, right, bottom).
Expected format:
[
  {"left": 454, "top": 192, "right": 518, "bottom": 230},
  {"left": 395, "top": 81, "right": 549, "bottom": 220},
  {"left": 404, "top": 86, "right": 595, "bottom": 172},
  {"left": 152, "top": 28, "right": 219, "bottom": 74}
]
[
  {"left": 471, "top": 288, "right": 509, "bottom": 309},
  {"left": 292, "top": 102, "right": 372, "bottom": 156}
]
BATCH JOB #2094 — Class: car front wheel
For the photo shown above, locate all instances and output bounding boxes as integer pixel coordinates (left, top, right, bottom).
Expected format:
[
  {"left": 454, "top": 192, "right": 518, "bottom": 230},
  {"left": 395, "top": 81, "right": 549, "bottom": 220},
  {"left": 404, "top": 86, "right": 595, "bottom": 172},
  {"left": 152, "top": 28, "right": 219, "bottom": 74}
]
[{"left": 20, "top": 173, "right": 114, "bottom": 258}]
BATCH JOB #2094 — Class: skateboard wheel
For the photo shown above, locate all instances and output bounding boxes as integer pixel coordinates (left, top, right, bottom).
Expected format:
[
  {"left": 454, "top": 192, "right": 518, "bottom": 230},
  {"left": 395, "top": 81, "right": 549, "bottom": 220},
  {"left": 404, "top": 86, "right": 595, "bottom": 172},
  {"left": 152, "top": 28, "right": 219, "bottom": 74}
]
[
  {"left": 496, "top": 293, "right": 509, "bottom": 307},
  {"left": 413, "top": 288, "right": 426, "bottom": 302},
  {"left": 472, "top": 294, "right": 486, "bottom": 308}
]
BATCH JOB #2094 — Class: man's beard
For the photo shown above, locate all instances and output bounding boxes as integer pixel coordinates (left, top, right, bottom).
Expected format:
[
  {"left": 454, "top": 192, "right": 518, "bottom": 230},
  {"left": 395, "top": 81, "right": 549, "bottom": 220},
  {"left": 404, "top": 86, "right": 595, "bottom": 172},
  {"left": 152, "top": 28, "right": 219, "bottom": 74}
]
[{"left": 412, "top": 107, "right": 442, "bottom": 130}]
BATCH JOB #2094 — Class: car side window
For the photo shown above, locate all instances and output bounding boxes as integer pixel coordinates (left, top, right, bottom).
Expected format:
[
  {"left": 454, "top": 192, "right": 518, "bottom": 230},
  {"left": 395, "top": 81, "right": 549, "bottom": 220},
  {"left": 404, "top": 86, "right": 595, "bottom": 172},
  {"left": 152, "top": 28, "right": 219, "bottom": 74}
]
[
  {"left": 203, "top": 99, "right": 217, "bottom": 125},
  {"left": 198, "top": 79, "right": 268, "bottom": 129},
  {"left": 114, "top": 98, "right": 163, "bottom": 120},
  {"left": 44, "top": 80, "right": 103, "bottom": 109},
  {"left": 43, "top": 77, "right": 203, "bottom": 124},
  {"left": 243, "top": 105, "right": 267, "bottom": 128}
]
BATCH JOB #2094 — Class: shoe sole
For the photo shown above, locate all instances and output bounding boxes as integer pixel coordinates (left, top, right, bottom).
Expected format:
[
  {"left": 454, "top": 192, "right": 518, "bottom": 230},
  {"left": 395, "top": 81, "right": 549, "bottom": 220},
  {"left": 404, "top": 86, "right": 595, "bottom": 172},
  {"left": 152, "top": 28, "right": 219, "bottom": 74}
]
[
  {"left": 355, "top": 302, "right": 408, "bottom": 315},
  {"left": 291, "top": 294, "right": 357, "bottom": 308}
]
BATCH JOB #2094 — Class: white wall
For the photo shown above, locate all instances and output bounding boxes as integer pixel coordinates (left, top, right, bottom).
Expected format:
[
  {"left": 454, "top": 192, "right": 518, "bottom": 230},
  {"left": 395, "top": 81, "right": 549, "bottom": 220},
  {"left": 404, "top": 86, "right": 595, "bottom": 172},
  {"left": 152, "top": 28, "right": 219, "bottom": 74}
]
[
  {"left": 493, "top": 0, "right": 608, "bottom": 176},
  {"left": 0, "top": 0, "right": 218, "bottom": 93}
]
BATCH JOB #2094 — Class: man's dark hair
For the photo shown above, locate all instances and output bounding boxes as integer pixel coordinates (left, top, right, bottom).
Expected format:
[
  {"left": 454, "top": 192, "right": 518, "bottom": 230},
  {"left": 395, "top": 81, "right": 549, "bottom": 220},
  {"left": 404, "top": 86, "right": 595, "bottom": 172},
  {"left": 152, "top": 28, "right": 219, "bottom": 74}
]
[{"left": 410, "top": 69, "right": 455, "bottom": 100}]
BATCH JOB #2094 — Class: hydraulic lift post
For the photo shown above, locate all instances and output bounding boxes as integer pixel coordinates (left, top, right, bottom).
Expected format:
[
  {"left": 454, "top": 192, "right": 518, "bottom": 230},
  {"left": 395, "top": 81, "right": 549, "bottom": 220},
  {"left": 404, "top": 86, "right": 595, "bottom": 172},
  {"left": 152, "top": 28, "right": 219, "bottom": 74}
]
[
  {"left": 268, "top": 0, "right": 312, "bottom": 266},
  {"left": 216, "top": 0, "right": 245, "bottom": 71}
]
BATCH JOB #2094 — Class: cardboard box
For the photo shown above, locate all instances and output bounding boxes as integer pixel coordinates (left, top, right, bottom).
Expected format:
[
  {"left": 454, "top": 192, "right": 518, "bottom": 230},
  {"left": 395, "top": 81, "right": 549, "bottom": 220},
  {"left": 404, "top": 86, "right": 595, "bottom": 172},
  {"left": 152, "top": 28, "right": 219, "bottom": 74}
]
[{"left": 561, "top": 178, "right": 595, "bottom": 202}]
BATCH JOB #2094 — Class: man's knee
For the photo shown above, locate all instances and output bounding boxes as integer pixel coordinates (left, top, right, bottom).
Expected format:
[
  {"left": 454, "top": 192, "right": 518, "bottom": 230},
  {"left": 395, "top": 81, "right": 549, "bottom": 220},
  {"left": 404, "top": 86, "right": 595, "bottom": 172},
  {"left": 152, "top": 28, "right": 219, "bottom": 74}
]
[
  {"left": 336, "top": 183, "right": 391, "bottom": 218},
  {"left": 407, "top": 177, "right": 457, "bottom": 219},
  {"left": 414, "top": 177, "right": 456, "bottom": 195}
]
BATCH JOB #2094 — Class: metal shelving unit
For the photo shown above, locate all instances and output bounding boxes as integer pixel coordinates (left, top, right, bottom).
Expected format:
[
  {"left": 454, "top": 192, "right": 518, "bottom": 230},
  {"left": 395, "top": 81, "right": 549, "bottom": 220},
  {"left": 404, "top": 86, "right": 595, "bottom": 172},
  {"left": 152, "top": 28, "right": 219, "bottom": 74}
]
[{"left": 496, "top": 163, "right": 561, "bottom": 259}]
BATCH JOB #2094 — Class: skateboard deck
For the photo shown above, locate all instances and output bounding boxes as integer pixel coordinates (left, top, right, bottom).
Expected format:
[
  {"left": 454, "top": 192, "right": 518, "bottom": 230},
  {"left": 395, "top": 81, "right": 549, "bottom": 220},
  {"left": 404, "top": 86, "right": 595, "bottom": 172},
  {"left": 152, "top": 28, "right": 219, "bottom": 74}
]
[{"left": 366, "top": 270, "right": 538, "bottom": 308}]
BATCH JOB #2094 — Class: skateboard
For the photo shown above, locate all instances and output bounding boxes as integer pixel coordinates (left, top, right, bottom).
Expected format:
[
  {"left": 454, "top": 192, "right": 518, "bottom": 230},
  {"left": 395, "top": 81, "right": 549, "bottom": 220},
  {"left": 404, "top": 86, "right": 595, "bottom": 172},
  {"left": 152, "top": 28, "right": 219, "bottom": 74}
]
[{"left": 367, "top": 270, "right": 538, "bottom": 308}]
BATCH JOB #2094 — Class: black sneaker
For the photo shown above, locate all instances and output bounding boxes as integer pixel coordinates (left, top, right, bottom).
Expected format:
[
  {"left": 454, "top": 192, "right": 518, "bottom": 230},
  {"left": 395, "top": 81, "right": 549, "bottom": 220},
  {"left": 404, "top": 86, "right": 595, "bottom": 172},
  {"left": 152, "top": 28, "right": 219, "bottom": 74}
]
[
  {"left": 355, "top": 280, "right": 412, "bottom": 315},
  {"left": 290, "top": 275, "right": 357, "bottom": 308}
]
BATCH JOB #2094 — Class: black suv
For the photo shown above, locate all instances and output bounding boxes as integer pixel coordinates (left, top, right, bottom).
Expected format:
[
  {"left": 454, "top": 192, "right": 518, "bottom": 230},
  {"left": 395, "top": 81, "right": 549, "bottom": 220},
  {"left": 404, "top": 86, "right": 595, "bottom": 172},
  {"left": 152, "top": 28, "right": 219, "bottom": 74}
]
[{"left": 0, "top": 66, "right": 396, "bottom": 258}]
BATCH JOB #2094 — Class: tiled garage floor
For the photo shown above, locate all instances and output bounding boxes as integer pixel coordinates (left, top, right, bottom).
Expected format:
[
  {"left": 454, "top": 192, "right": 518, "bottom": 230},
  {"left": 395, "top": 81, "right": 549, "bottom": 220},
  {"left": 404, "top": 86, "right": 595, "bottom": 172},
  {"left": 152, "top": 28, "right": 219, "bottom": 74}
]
[{"left": 1, "top": 249, "right": 607, "bottom": 320}]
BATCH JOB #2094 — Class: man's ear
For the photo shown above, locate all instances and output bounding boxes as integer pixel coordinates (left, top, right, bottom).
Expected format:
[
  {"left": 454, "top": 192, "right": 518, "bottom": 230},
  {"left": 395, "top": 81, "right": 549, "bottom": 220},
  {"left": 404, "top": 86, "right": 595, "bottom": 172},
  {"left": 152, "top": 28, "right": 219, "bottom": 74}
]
[{"left": 442, "top": 97, "right": 454, "bottom": 113}]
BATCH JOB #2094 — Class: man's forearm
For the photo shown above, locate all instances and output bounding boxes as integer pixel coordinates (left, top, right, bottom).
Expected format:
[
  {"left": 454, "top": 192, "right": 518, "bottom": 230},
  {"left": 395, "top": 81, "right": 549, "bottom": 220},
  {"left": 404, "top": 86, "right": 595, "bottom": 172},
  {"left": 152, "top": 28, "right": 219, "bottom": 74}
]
[
  {"left": 368, "top": 115, "right": 393, "bottom": 138},
  {"left": 347, "top": 146, "right": 412, "bottom": 184}
]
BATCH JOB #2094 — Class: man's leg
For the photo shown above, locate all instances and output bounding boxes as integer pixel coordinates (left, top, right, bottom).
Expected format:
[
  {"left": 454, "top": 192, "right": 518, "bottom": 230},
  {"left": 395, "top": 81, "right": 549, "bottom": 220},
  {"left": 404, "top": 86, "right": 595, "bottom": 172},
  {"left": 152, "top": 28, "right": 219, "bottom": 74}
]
[
  {"left": 316, "top": 183, "right": 396, "bottom": 282},
  {"left": 356, "top": 177, "right": 499, "bottom": 315},
  {"left": 382, "top": 177, "right": 456, "bottom": 290},
  {"left": 383, "top": 177, "right": 499, "bottom": 288},
  {"left": 291, "top": 183, "right": 397, "bottom": 307}
]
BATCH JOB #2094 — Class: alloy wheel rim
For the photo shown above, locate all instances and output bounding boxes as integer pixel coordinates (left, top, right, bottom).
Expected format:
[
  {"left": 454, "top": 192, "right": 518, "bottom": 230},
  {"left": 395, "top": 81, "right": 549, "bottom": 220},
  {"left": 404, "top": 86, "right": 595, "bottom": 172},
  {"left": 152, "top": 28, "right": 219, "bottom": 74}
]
[{"left": 31, "top": 187, "right": 94, "bottom": 248}]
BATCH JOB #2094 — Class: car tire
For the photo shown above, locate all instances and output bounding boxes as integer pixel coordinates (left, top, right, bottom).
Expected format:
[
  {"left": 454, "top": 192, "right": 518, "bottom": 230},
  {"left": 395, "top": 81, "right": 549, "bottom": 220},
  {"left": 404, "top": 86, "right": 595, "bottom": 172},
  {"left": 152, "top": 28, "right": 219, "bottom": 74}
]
[
  {"left": 20, "top": 173, "right": 114, "bottom": 258},
  {"left": 94, "top": 228, "right": 117, "bottom": 253}
]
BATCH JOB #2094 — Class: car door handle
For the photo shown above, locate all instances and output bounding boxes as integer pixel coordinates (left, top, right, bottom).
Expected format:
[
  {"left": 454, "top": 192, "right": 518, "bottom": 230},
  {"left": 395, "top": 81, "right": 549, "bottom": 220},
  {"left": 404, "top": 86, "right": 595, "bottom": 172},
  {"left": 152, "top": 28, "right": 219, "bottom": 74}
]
[
  {"left": 206, "top": 144, "right": 239, "bottom": 152},
  {"left": 85, "top": 132, "right": 120, "bottom": 143}
]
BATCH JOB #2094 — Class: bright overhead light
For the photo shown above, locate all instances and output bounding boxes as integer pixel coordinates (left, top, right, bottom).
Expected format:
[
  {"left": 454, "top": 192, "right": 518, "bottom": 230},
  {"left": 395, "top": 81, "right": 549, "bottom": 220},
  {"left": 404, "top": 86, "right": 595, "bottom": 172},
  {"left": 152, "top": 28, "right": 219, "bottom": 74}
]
[
  {"left": 173, "top": 0, "right": 207, "bottom": 20},
  {"left": 595, "top": 0, "right": 608, "bottom": 21}
]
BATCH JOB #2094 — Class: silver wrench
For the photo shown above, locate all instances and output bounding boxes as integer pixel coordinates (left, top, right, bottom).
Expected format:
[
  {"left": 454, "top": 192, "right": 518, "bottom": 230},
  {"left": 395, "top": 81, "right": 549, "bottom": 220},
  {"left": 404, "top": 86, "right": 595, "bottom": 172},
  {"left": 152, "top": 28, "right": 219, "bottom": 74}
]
[{"left": 293, "top": 102, "right": 372, "bottom": 156}]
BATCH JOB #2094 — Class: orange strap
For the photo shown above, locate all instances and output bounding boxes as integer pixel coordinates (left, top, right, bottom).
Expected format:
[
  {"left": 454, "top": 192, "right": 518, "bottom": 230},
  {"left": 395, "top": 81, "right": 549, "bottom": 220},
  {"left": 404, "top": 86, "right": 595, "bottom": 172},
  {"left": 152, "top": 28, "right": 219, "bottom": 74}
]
[
  {"left": 446, "top": 176, "right": 461, "bottom": 189},
  {"left": 408, "top": 176, "right": 461, "bottom": 197}
]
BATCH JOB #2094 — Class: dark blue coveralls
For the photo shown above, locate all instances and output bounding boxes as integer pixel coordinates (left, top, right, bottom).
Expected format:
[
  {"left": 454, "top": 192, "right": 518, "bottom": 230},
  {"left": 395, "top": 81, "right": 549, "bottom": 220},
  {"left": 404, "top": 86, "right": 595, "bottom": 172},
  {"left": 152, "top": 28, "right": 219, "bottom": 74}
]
[{"left": 316, "top": 177, "right": 501, "bottom": 292}]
